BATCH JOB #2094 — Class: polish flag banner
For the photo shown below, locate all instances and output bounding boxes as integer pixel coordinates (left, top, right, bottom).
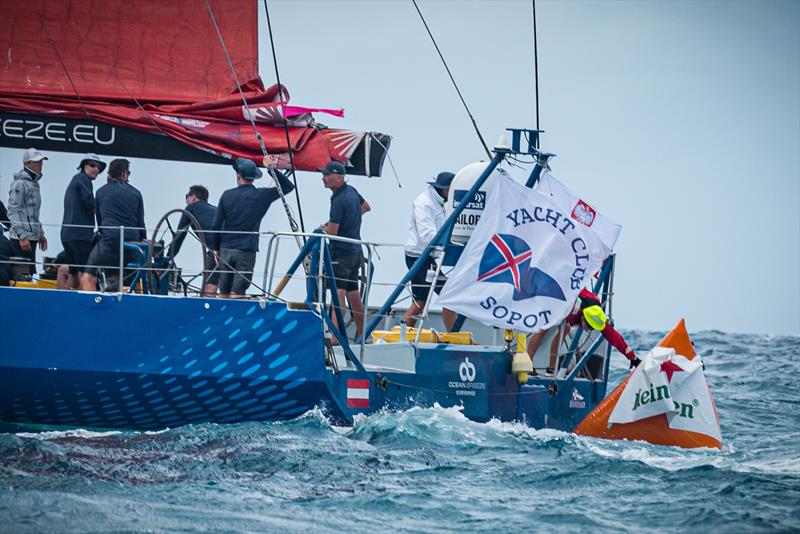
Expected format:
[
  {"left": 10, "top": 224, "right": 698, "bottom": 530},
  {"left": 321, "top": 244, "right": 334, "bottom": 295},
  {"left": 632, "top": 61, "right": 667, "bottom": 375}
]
[{"left": 346, "top": 379, "right": 370, "bottom": 409}]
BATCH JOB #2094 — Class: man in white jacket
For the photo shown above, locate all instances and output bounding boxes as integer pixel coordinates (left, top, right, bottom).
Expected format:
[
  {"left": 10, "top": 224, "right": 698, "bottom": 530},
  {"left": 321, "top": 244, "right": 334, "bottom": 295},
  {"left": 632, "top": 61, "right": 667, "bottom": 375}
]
[{"left": 403, "top": 172, "right": 456, "bottom": 330}]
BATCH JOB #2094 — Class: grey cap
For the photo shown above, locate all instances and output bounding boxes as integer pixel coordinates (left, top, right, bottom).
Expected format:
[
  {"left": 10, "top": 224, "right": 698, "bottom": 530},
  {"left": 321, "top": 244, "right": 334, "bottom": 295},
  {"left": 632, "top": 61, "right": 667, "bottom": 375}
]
[
  {"left": 233, "top": 158, "right": 263, "bottom": 180},
  {"left": 22, "top": 148, "right": 47, "bottom": 163}
]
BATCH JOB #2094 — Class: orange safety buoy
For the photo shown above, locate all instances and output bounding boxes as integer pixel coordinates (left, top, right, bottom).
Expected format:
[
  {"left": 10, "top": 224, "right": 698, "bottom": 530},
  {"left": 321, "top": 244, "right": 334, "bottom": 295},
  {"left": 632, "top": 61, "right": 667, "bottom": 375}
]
[{"left": 573, "top": 319, "right": 722, "bottom": 449}]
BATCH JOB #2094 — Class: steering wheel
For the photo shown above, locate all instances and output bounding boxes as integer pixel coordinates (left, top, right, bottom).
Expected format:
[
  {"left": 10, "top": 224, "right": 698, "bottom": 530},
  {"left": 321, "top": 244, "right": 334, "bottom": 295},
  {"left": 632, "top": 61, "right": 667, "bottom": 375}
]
[{"left": 146, "top": 208, "right": 209, "bottom": 295}]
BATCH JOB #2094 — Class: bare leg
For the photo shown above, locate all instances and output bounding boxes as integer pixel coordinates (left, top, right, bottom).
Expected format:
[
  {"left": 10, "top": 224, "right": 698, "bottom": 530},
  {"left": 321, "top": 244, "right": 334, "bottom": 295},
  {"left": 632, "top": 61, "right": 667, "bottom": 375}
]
[
  {"left": 527, "top": 330, "right": 547, "bottom": 360},
  {"left": 202, "top": 283, "right": 218, "bottom": 297},
  {"left": 328, "top": 288, "right": 349, "bottom": 345},
  {"left": 549, "top": 323, "right": 570, "bottom": 370},
  {"left": 403, "top": 300, "right": 424, "bottom": 327},
  {"left": 79, "top": 272, "right": 98, "bottom": 291},
  {"left": 442, "top": 308, "right": 456, "bottom": 331},
  {"left": 346, "top": 289, "right": 364, "bottom": 340},
  {"left": 57, "top": 265, "right": 73, "bottom": 289}
]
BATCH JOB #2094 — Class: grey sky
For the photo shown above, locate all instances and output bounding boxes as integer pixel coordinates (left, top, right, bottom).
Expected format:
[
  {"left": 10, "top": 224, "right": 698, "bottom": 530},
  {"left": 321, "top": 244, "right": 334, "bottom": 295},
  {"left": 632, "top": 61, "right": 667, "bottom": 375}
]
[{"left": 1, "top": 0, "right": 798, "bottom": 335}]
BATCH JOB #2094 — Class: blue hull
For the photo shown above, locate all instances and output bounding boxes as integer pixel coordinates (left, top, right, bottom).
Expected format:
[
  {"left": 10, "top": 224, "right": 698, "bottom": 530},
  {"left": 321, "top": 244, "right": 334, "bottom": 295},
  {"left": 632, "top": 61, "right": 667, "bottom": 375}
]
[
  {"left": 0, "top": 288, "right": 605, "bottom": 431},
  {"left": 0, "top": 288, "right": 327, "bottom": 429}
]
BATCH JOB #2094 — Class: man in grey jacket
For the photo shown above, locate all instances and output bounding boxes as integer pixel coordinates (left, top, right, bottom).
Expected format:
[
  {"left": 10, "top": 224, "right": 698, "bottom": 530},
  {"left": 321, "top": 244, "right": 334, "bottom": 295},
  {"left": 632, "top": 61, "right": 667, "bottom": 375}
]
[{"left": 7, "top": 148, "right": 48, "bottom": 274}]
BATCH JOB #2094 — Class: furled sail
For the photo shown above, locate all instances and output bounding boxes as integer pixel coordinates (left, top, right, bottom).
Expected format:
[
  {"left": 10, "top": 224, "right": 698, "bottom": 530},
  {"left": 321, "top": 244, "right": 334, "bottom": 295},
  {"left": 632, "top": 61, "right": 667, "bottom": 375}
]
[{"left": 0, "top": 0, "right": 390, "bottom": 176}]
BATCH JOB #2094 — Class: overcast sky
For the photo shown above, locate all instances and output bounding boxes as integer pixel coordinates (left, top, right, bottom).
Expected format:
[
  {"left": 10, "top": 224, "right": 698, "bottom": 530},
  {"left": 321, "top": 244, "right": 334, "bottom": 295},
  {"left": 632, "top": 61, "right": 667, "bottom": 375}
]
[{"left": 1, "top": 0, "right": 798, "bottom": 335}]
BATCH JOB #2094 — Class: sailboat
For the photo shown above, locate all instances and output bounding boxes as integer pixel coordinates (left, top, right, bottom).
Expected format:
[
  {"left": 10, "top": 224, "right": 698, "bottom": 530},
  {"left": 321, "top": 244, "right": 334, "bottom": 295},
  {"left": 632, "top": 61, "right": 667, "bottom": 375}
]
[{"left": 0, "top": 0, "right": 710, "bottom": 447}]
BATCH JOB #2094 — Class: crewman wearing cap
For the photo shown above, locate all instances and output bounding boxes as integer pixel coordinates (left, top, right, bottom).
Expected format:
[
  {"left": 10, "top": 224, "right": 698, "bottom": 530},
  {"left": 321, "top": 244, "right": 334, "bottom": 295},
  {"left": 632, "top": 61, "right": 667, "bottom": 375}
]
[
  {"left": 570, "top": 289, "right": 639, "bottom": 368},
  {"left": 80, "top": 159, "right": 145, "bottom": 291},
  {"left": 529, "top": 289, "right": 639, "bottom": 374},
  {"left": 402, "top": 171, "right": 457, "bottom": 330},
  {"left": 209, "top": 156, "right": 294, "bottom": 298},
  {"left": 6, "top": 148, "right": 49, "bottom": 275},
  {"left": 60, "top": 153, "right": 105, "bottom": 288},
  {"left": 320, "top": 160, "right": 371, "bottom": 342}
]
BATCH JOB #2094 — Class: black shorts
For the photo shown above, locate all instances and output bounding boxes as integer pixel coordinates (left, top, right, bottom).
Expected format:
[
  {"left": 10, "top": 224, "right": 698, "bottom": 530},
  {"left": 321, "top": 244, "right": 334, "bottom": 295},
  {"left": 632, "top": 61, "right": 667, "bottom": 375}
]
[
  {"left": 85, "top": 240, "right": 138, "bottom": 280},
  {"left": 9, "top": 238, "right": 37, "bottom": 274},
  {"left": 63, "top": 239, "right": 93, "bottom": 274},
  {"left": 405, "top": 253, "right": 445, "bottom": 302},
  {"left": 204, "top": 250, "right": 220, "bottom": 286},
  {"left": 331, "top": 250, "right": 362, "bottom": 292},
  {"left": 218, "top": 248, "right": 256, "bottom": 295}
]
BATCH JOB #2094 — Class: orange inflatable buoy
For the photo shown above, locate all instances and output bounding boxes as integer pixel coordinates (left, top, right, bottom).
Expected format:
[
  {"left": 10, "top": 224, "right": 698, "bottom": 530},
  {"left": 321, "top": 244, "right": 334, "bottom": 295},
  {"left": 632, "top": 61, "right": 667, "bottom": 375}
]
[{"left": 573, "top": 319, "right": 722, "bottom": 449}]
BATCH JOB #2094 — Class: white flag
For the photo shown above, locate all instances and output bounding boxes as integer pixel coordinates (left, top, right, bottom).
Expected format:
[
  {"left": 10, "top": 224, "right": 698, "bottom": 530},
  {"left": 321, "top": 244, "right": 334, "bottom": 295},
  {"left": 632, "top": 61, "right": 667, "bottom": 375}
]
[
  {"left": 608, "top": 347, "right": 723, "bottom": 443},
  {"left": 436, "top": 175, "right": 618, "bottom": 333},
  {"left": 536, "top": 172, "right": 622, "bottom": 251}
]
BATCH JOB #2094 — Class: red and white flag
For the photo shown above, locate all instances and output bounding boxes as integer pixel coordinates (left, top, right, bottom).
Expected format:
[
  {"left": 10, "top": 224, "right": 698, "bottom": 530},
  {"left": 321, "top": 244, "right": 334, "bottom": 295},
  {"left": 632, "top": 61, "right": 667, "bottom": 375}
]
[{"left": 346, "top": 379, "right": 370, "bottom": 409}]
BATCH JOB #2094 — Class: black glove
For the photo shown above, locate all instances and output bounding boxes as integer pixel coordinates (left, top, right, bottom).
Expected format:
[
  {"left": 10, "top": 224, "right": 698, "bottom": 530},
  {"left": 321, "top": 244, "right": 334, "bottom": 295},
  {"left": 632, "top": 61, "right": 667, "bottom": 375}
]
[{"left": 629, "top": 357, "right": 641, "bottom": 369}]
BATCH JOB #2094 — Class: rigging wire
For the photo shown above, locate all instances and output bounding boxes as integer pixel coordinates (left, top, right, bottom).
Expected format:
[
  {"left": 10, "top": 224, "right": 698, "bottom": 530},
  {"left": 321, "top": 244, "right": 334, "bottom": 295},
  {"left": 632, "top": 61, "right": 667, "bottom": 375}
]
[
  {"left": 411, "top": 0, "right": 491, "bottom": 159},
  {"left": 203, "top": 0, "right": 302, "bottom": 241},
  {"left": 532, "top": 0, "right": 540, "bottom": 143},
  {"left": 31, "top": 0, "right": 93, "bottom": 122},
  {"left": 263, "top": 0, "right": 306, "bottom": 234},
  {"left": 369, "top": 133, "right": 402, "bottom": 189}
]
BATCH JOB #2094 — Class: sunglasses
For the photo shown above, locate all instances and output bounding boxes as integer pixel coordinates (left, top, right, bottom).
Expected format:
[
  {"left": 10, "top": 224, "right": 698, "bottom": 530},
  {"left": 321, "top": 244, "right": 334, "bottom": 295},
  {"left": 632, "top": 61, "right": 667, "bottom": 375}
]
[{"left": 87, "top": 162, "right": 101, "bottom": 169}]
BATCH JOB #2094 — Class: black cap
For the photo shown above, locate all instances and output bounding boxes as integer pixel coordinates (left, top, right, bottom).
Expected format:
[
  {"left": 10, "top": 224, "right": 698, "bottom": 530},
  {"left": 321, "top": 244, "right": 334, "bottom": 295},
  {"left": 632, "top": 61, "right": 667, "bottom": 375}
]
[
  {"left": 428, "top": 171, "right": 455, "bottom": 190},
  {"left": 318, "top": 161, "right": 346, "bottom": 175}
]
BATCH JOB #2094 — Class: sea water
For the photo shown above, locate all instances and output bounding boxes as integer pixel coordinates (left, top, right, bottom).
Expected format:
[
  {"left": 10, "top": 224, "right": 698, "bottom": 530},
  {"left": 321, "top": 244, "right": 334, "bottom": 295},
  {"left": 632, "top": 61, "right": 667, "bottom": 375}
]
[{"left": 0, "top": 330, "right": 797, "bottom": 532}]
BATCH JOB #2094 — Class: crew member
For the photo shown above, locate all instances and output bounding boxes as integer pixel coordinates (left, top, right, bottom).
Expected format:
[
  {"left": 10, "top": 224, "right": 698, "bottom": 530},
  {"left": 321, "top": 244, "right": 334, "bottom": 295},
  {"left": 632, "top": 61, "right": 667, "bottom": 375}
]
[
  {"left": 61, "top": 153, "right": 104, "bottom": 289},
  {"left": 536, "top": 289, "right": 640, "bottom": 371},
  {"left": 171, "top": 185, "right": 219, "bottom": 296},
  {"left": 320, "top": 161, "right": 371, "bottom": 341},
  {"left": 80, "top": 159, "right": 145, "bottom": 291},
  {"left": 209, "top": 157, "right": 293, "bottom": 299},
  {"left": 403, "top": 171, "right": 456, "bottom": 330},
  {"left": 7, "top": 148, "right": 48, "bottom": 274}
]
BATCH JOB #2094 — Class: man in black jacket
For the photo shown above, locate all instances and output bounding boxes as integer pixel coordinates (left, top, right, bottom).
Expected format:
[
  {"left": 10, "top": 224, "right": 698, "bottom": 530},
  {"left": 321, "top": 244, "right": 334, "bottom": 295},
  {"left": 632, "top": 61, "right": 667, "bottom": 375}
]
[
  {"left": 170, "top": 184, "right": 219, "bottom": 296},
  {"left": 209, "top": 156, "right": 293, "bottom": 298},
  {"left": 80, "top": 159, "right": 145, "bottom": 291},
  {"left": 60, "top": 153, "right": 105, "bottom": 288}
]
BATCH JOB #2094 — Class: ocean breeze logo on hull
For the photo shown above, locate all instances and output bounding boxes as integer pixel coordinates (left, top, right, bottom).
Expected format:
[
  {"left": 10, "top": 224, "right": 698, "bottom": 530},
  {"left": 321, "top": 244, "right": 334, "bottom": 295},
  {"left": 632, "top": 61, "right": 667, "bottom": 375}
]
[
  {"left": 437, "top": 175, "right": 613, "bottom": 333},
  {"left": 448, "top": 357, "right": 486, "bottom": 397}
]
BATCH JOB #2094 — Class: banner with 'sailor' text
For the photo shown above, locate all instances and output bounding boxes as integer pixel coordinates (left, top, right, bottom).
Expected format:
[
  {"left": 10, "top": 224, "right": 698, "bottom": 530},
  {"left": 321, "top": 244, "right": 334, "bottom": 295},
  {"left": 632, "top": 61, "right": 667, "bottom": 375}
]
[{"left": 436, "top": 175, "right": 620, "bottom": 333}]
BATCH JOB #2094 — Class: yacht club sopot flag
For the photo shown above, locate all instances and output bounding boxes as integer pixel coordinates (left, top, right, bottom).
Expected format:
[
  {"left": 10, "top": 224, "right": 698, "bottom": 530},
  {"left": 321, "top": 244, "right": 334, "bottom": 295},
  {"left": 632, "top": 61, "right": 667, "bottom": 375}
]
[{"left": 437, "top": 175, "right": 621, "bottom": 332}]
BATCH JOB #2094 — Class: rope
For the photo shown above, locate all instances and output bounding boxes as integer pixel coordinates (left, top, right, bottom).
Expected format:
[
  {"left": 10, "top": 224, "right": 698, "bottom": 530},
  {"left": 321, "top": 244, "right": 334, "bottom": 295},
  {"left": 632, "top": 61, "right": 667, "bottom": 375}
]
[
  {"left": 203, "top": 0, "right": 301, "bottom": 241},
  {"left": 263, "top": 0, "right": 306, "bottom": 234},
  {"left": 379, "top": 375, "right": 550, "bottom": 397},
  {"left": 411, "top": 0, "right": 491, "bottom": 159},
  {"left": 369, "top": 133, "right": 402, "bottom": 189}
]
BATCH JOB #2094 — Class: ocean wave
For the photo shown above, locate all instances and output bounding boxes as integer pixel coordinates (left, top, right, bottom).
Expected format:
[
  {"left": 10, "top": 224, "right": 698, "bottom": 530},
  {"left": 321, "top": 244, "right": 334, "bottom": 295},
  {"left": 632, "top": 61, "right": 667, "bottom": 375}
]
[{"left": 1, "top": 330, "right": 799, "bottom": 532}]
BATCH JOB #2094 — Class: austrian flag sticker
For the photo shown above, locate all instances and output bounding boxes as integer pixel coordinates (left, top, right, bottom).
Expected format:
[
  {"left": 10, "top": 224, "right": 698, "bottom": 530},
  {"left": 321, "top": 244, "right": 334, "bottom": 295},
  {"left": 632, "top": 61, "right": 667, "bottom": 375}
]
[
  {"left": 346, "top": 379, "right": 370, "bottom": 408},
  {"left": 571, "top": 199, "right": 596, "bottom": 227}
]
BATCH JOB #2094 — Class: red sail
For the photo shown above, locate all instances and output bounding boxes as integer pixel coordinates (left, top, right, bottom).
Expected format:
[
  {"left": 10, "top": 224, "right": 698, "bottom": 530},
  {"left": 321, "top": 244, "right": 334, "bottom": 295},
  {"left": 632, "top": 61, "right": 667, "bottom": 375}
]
[{"left": 0, "top": 0, "right": 390, "bottom": 176}]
